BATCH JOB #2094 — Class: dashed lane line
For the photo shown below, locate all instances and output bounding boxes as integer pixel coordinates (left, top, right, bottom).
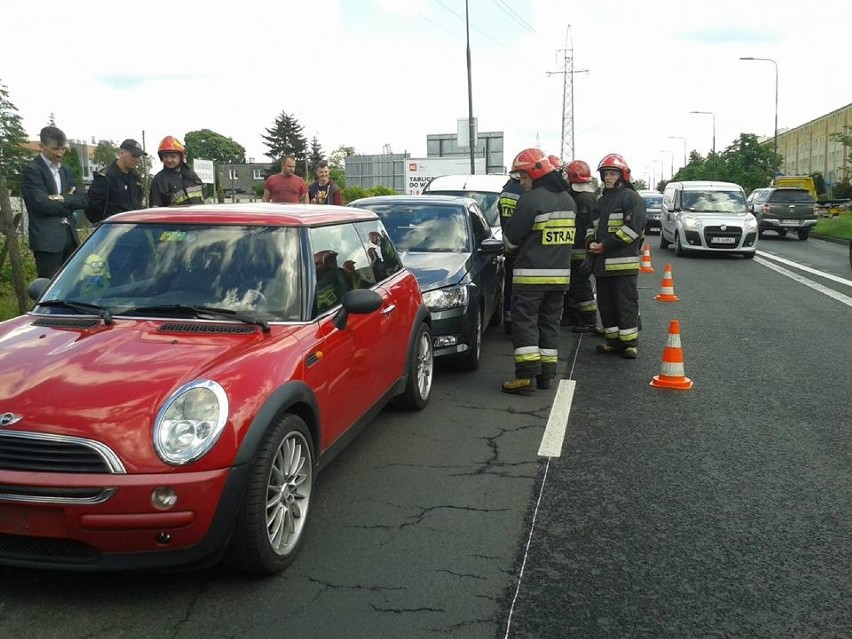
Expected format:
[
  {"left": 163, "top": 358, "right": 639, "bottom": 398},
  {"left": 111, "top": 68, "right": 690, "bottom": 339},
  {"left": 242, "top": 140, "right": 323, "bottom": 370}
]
[{"left": 537, "top": 379, "right": 576, "bottom": 458}]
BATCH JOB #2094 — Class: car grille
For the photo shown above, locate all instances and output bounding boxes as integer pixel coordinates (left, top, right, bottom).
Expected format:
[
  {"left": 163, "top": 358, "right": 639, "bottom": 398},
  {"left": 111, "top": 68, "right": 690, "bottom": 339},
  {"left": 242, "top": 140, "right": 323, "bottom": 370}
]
[
  {"left": 0, "top": 431, "right": 124, "bottom": 474},
  {"left": 703, "top": 226, "right": 743, "bottom": 249},
  {"left": 0, "top": 533, "right": 100, "bottom": 564}
]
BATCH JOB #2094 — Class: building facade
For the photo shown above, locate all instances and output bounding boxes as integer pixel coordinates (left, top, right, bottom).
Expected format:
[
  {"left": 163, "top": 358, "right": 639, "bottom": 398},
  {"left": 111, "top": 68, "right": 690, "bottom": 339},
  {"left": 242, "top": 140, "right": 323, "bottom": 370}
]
[{"left": 778, "top": 102, "right": 852, "bottom": 191}]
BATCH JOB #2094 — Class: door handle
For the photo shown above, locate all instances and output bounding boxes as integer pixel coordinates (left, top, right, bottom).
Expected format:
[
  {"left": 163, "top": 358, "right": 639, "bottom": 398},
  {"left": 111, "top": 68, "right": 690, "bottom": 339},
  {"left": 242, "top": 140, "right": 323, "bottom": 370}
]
[{"left": 382, "top": 304, "right": 396, "bottom": 315}]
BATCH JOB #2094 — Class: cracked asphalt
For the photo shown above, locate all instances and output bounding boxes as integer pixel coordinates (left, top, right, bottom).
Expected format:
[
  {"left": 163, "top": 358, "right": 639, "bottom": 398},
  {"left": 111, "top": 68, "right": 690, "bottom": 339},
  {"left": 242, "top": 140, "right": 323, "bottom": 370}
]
[{"left": 1, "top": 238, "right": 850, "bottom": 638}]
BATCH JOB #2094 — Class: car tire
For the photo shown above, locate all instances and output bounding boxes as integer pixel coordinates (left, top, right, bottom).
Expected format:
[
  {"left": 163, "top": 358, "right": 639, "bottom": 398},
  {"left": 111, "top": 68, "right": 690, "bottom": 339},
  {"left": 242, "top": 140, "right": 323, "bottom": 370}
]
[
  {"left": 225, "top": 414, "right": 314, "bottom": 574},
  {"left": 458, "top": 304, "right": 483, "bottom": 371},
  {"left": 392, "top": 322, "right": 433, "bottom": 410},
  {"left": 659, "top": 230, "right": 670, "bottom": 250},
  {"left": 797, "top": 228, "right": 810, "bottom": 240},
  {"left": 674, "top": 232, "right": 688, "bottom": 257}
]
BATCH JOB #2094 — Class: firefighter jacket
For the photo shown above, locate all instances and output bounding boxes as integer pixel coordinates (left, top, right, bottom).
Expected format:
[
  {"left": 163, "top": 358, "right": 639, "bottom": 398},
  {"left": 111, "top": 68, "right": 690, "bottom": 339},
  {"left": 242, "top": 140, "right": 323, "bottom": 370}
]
[
  {"left": 504, "top": 186, "right": 576, "bottom": 290},
  {"left": 85, "top": 160, "right": 144, "bottom": 223},
  {"left": 498, "top": 178, "right": 525, "bottom": 255},
  {"left": 586, "top": 184, "right": 646, "bottom": 278},
  {"left": 570, "top": 188, "right": 598, "bottom": 262},
  {"left": 149, "top": 164, "right": 205, "bottom": 207}
]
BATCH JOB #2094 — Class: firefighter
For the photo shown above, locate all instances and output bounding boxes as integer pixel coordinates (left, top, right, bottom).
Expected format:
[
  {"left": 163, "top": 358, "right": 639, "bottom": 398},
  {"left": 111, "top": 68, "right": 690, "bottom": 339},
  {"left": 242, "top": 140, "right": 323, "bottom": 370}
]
[
  {"left": 563, "top": 160, "right": 599, "bottom": 332},
  {"left": 585, "top": 153, "right": 646, "bottom": 358},
  {"left": 497, "top": 174, "right": 526, "bottom": 333},
  {"left": 502, "top": 149, "right": 576, "bottom": 394},
  {"left": 149, "top": 136, "right": 205, "bottom": 207}
]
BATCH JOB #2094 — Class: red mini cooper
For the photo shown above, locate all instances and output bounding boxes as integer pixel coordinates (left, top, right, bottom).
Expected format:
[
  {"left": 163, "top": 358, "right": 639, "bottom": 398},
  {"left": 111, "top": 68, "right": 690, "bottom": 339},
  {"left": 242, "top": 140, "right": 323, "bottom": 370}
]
[{"left": 0, "top": 204, "right": 433, "bottom": 574}]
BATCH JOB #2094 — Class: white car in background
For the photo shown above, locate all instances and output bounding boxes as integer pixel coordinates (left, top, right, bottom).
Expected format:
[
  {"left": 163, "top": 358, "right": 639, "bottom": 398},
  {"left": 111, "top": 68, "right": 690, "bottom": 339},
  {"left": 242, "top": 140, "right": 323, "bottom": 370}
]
[{"left": 422, "top": 174, "right": 509, "bottom": 239}]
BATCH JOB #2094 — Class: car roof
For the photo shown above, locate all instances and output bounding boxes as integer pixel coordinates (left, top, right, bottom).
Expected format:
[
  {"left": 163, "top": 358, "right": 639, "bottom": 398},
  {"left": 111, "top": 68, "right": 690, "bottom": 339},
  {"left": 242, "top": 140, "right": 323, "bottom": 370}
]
[
  {"left": 424, "top": 174, "right": 508, "bottom": 193},
  {"left": 669, "top": 181, "right": 744, "bottom": 191},
  {"left": 109, "top": 203, "right": 379, "bottom": 227}
]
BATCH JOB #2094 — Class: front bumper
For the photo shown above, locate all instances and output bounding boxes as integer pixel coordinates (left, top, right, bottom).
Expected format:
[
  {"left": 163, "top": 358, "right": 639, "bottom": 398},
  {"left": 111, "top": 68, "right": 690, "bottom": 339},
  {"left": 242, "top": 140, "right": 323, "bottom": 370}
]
[{"left": 0, "top": 465, "right": 248, "bottom": 570}]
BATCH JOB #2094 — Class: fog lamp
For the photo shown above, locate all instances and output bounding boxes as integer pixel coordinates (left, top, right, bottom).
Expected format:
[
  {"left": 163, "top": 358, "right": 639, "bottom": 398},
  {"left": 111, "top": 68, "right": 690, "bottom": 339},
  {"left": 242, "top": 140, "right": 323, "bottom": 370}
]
[{"left": 151, "top": 486, "right": 178, "bottom": 510}]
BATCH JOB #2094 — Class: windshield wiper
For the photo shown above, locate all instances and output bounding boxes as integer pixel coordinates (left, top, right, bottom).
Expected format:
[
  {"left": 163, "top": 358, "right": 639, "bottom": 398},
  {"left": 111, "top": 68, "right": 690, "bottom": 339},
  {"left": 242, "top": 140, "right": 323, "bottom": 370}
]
[
  {"left": 123, "top": 304, "right": 270, "bottom": 333},
  {"left": 37, "top": 299, "right": 114, "bottom": 325}
]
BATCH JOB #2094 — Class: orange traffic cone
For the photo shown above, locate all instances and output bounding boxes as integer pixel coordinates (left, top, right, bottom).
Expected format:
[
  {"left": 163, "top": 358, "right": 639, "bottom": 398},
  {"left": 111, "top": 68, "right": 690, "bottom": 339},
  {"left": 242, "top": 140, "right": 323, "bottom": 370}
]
[
  {"left": 650, "top": 319, "right": 693, "bottom": 390},
  {"left": 655, "top": 263, "right": 679, "bottom": 302},
  {"left": 639, "top": 245, "right": 655, "bottom": 273}
]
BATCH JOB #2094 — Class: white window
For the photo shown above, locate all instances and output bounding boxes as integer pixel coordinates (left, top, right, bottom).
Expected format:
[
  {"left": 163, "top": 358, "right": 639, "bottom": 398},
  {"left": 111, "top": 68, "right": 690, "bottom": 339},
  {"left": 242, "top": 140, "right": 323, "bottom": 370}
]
[
  {"left": 253, "top": 169, "right": 263, "bottom": 180},
  {"left": 228, "top": 169, "right": 238, "bottom": 180}
]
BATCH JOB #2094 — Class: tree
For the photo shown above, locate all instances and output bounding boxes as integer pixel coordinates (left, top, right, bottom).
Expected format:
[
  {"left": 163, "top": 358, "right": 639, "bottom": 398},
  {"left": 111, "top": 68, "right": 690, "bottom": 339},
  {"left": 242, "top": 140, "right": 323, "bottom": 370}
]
[
  {"left": 62, "top": 142, "right": 84, "bottom": 187},
  {"left": 184, "top": 129, "right": 245, "bottom": 164},
  {"left": 0, "top": 80, "right": 31, "bottom": 195},
  {"left": 329, "top": 144, "right": 356, "bottom": 189},
  {"left": 717, "top": 133, "right": 776, "bottom": 193},
  {"left": 92, "top": 140, "right": 118, "bottom": 170},
  {"left": 307, "top": 136, "right": 324, "bottom": 177},
  {"left": 261, "top": 112, "right": 308, "bottom": 177}
]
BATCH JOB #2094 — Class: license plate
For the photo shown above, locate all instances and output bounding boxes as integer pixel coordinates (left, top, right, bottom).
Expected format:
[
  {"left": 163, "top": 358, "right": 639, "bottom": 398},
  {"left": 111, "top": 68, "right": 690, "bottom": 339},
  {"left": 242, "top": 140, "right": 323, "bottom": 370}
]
[
  {"left": 0, "top": 503, "right": 67, "bottom": 536},
  {"left": 781, "top": 220, "right": 800, "bottom": 226},
  {"left": 711, "top": 237, "right": 736, "bottom": 244}
]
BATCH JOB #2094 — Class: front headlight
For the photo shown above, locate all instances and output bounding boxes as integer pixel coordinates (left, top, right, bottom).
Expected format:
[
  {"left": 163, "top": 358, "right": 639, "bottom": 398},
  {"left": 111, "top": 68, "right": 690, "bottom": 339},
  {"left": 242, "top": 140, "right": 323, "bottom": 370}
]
[
  {"left": 682, "top": 215, "right": 703, "bottom": 230},
  {"left": 743, "top": 214, "right": 758, "bottom": 231},
  {"left": 154, "top": 380, "right": 229, "bottom": 465},
  {"left": 422, "top": 286, "right": 468, "bottom": 312}
]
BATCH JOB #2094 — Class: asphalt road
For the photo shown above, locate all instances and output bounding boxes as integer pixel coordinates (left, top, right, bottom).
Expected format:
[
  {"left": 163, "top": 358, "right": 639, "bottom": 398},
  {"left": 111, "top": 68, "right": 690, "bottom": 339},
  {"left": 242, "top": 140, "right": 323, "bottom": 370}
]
[{"left": 0, "top": 238, "right": 849, "bottom": 639}]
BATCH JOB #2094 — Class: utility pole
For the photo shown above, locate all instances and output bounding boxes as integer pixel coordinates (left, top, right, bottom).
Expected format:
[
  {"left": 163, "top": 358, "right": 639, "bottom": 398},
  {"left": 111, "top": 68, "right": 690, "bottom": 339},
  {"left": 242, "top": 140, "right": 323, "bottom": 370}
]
[
  {"left": 465, "top": 0, "right": 476, "bottom": 174},
  {"left": 546, "top": 25, "right": 588, "bottom": 162}
]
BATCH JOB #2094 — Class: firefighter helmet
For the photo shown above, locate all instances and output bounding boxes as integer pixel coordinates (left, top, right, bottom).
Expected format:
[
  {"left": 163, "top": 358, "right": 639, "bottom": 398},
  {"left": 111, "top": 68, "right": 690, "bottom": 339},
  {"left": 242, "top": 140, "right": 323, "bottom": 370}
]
[
  {"left": 566, "top": 160, "right": 593, "bottom": 184},
  {"left": 597, "top": 153, "right": 631, "bottom": 182},
  {"left": 158, "top": 136, "right": 186, "bottom": 161},
  {"left": 510, "top": 148, "right": 555, "bottom": 181},
  {"left": 548, "top": 155, "right": 563, "bottom": 173}
]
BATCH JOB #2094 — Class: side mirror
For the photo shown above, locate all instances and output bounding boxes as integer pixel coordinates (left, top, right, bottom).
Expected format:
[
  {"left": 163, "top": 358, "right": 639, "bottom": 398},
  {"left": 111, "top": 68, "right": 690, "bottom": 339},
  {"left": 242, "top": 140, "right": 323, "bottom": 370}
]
[
  {"left": 333, "top": 289, "right": 383, "bottom": 330},
  {"left": 477, "top": 237, "right": 504, "bottom": 256},
  {"left": 27, "top": 278, "right": 51, "bottom": 302}
]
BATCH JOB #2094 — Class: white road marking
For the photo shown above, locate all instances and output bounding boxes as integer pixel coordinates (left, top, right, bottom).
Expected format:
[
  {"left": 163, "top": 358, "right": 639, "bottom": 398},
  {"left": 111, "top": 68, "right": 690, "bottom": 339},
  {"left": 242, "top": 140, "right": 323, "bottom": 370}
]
[
  {"left": 537, "top": 379, "right": 576, "bottom": 458},
  {"left": 756, "top": 250, "right": 852, "bottom": 288},
  {"left": 755, "top": 256, "right": 852, "bottom": 308}
]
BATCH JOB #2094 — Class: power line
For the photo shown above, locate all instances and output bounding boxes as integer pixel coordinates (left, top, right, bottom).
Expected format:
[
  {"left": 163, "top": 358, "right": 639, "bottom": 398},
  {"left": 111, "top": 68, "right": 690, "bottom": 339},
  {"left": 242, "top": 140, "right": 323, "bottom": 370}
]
[{"left": 490, "top": 0, "right": 536, "bottom": 33}]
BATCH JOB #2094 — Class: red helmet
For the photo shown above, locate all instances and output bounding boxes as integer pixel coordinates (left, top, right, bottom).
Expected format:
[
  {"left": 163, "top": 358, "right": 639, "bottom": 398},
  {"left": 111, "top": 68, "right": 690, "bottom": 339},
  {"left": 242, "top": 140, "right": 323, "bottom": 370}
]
[
  {"left": 566, "top": 160, "right": 593, "bottom": 184},
  {"left": 548, "top": 155, "right": 563, "bottom": 172},
  {"left": 511, "top": 148, "right": 555, "bottom": 180},
  {"left": 597, "top": 153, "right": 631, "bottom": 182},
  {"left": 158, "top": 136, "right": 186, "bottom": 161}
]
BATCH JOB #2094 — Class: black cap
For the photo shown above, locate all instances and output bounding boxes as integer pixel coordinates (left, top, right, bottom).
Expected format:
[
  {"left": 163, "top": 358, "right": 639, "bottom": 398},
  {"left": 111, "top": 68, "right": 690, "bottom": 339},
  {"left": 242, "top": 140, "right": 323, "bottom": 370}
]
[{"left": 119, "top": 139, "right": 145, "bottom": 157}]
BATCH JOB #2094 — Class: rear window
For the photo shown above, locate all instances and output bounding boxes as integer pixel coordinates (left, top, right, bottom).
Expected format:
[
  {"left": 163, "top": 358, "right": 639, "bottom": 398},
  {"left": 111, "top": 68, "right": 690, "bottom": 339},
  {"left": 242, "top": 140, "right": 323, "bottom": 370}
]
[
  {"left": 769, "top": 189, "right": 814, "bottom": 203},
  {"left": 423, "top": 189, "right": 499, "bottom": 227},
  {"left": 642, "top": 195, "right": 663, "bottom": 208}
]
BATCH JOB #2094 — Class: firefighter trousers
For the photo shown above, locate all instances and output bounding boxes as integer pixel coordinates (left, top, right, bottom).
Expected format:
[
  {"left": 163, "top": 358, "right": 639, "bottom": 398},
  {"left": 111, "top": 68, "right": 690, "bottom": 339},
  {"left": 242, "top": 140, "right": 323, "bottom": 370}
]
[
  {"left": 596, "top": 275, "right": 639, "bottom": 349},
  {"left": 503, "top": 255, "right": 515, "bottom": 323},
  {"left": 563, "top": 260, "right": 597, "bottom": 324},
  {"left": 511, "top": 288, "right": 564, "bottom": 380}
]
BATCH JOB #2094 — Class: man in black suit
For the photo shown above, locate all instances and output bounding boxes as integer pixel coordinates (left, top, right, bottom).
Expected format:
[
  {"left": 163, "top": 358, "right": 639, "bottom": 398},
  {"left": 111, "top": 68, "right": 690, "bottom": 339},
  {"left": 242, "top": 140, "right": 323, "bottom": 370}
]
[{"left": 22, "top": 126, "right": 89, "bottom": 278}]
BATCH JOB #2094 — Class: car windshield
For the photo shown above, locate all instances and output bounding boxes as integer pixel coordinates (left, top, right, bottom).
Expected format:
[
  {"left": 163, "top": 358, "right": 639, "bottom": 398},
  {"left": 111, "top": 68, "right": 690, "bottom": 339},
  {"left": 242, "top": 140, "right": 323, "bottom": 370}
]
[
  {"left": 36, "top": 223, "right": 303, "bottom": 322},
  {"left": 770, "top": 189, "right": 814, "bottom": 203},
  {"left": 366, "top": 203, "right": 469, "bottom": 252},
  {"left": 423, "top": 190, "right": 499, "bottom": 227},
  {"left": 683, "top": 191, "right": 747, "bottom": 213},
  {"left": 643, "top": 195, "right": 663, "bottom": 208}
]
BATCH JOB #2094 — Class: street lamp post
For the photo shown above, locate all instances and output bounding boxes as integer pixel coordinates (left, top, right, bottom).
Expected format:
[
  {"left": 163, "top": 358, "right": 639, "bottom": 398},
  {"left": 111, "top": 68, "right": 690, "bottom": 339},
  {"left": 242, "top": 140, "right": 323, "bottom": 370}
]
[
  {"left": 668, "top": 135, "right": 687, "bottom": 168},
  {"left": 660, "top": 149, "right": 673, "bottom": 180},
  {"left": 652, "top": 160, "right": 664, "bottom": 190},
  {"left": 739, "top": 56, "right": 779, "bottom": 175},
  {"left": 689, "top": 110, "right": 716, "bottom": 177}
]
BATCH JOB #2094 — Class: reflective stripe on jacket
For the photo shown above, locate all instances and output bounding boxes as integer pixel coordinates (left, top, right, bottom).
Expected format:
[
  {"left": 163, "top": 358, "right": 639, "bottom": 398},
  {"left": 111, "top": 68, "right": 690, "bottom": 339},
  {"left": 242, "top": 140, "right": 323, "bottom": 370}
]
[{"left": 587, "top": 185, "right": 646, "bottom": 277}]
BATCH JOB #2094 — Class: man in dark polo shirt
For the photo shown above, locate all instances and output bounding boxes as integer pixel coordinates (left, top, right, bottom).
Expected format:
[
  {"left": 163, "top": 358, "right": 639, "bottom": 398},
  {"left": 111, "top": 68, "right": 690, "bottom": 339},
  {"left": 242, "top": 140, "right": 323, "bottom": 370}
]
[
  {"left": 263, "top": 154, "right": 309, "bottom": 203},
  {"left": 85, "top": 138, "right": 145, "bottom": 223}
]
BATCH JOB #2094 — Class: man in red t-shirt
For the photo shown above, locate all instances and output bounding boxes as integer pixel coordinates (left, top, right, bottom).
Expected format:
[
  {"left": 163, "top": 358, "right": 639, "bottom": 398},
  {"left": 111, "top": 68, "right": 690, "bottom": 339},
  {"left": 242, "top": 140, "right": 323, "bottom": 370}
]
[{"left": 263, "top": 155, "right": 309, "bottom": 203}]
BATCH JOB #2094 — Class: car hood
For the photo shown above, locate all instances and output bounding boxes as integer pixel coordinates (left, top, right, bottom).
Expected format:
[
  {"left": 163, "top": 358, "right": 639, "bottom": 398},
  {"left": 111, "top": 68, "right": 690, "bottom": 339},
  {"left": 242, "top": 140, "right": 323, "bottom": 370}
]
[
  {"left": 400, "top": 252, "right": 472, "bottom": 291},
  {"left": 681, "top": 211, "right": 753, "bottom": 224},
  {"left": 0, "top": 315, "right": 297, "bottom": 445}
]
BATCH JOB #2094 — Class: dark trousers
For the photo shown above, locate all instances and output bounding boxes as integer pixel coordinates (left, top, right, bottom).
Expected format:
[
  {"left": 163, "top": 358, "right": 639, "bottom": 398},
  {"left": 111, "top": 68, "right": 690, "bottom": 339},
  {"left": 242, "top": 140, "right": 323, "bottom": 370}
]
[
  {"left": 563, "top": 260, "right": 596, "bottom": 324},
  {"left": 596, "top": 275, "right": 639, "bottom": 349},
  {"left": 503, "top": 255, "right": 515, "bottom": 322},
  {"left": 511, "top": 288, "right": 564, "bottom": 379},
  {"left": 34, "top": 229, "right": 77, "bottom": 279}
]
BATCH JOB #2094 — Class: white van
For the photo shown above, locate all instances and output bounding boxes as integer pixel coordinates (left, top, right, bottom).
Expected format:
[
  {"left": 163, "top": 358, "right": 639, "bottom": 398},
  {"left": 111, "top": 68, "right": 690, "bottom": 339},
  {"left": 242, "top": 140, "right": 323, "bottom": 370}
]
[
  {"left": 659, "top": 181, "right": 758, "bottom": 258},
  {"left": 421, "top": 174, "right": 508, "bottom": 236}
]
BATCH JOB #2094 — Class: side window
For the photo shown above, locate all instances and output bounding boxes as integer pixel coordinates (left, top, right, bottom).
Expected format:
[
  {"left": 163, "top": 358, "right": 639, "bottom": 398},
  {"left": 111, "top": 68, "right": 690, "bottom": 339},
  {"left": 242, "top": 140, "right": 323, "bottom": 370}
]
[
  {"left": 309, "top": 223, "right": 373, "bottom": 317},
  {"left": 355, "top": 220, "right": 403, "bottom": 283},
  {"left": 662, "top": 188, "right": 674, "bottom": 212},
  {"left": 469, "top": 204, "right": 490, "bottom": 244}
]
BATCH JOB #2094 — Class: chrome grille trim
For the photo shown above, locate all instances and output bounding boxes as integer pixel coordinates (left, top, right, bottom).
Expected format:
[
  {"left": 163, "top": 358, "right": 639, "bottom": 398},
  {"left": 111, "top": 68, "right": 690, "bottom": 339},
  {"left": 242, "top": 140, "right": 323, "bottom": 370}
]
[
  {"left": 0, "top": 487, "right": 117, "bottom": 505},
  {"left": 0, "top": 431, "right": 126, "bottom": 474}
]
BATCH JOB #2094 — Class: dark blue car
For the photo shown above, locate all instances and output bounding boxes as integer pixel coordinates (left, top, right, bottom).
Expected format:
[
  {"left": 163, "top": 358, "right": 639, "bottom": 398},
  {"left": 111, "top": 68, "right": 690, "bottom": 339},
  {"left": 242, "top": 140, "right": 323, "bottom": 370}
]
[{"left": 349, "top": 195, "right": 504, "bottom": 370}]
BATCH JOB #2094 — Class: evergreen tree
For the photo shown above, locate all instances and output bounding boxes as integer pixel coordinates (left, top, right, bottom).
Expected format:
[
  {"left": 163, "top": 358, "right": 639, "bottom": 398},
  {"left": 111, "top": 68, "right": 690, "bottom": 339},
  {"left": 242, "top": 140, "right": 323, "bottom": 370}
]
[
  {"left": 261, "top": 112, "right": 308, "bottom": 178},
  {"left": 93, "top": 140, "right": 118, "bottom": 171},
  {"left": 0, "top": 80, "right": 31, "bottom": 195},
  {"left": 308, "top": 136, "right": 324, "bottom": 177}
]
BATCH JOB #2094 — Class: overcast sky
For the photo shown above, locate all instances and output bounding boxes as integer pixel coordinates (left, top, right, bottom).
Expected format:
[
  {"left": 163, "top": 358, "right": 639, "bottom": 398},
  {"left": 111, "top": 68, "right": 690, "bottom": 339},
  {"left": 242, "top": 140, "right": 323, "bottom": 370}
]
[{"left": 3, "top": 0, "right": 850, "bottom": 186}]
